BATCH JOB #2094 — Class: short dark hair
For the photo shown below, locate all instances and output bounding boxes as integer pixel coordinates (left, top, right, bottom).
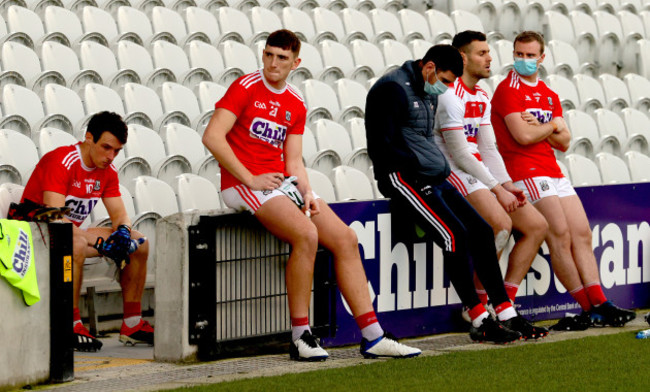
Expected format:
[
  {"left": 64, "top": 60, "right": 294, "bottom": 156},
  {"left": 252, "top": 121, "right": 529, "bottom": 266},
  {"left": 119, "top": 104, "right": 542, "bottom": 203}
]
[
  {"left": 86, "top": 111, "right": 128, "bottom": 144},
  {"left": 421, "top": 44, "right": 463, "bottom": 77},
  {"left": 452, "top": 30, "right": 487, "bottom": 52},
  {"left": 266, "top": 29, "right": 301, "bottom": 56},
  {"left": 514, "top": 31, "right": 545, "bottom": 54}
]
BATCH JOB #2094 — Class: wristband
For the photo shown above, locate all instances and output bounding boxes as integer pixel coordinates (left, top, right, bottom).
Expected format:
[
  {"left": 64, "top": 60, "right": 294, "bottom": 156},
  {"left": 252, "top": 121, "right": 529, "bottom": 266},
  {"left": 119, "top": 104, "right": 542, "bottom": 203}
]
[{"left": 117, "top": 224, "right": 131, "bottom": 233}]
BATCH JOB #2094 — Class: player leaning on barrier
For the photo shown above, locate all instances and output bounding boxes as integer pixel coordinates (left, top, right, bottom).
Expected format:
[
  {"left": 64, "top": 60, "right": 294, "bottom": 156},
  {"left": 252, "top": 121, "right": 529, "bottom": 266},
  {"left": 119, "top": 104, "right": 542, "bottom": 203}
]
[
  {"left": 17, "top": 111, "right": 152, "bottom": 351},
  {"left": 202, "top": 29, "right": 421, "bottom": 361},
  {"left": 490, "top": 31, "right": 636, "bottom": 330},
  {"left": 365, "top": 44, "right": 522, "bottom": 344},
  {"left": 433, "top": 31, "right": 549, "bottom": 340}
]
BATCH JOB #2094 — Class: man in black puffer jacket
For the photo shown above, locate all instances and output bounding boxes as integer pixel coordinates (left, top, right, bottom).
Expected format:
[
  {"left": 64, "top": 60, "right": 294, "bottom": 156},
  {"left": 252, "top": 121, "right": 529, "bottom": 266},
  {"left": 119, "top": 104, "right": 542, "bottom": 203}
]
[{"left": 365, "top": 45, "right": 522, "bottom": 344}]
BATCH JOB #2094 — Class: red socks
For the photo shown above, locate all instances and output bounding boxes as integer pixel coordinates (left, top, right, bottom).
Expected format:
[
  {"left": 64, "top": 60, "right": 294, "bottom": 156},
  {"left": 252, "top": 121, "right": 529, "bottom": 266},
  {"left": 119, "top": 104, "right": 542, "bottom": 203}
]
[
  {"left": 585, "top": 283, "right": 607, "bottom": 307},
  {"left": 570, "top": 286, "right": 592, "bottom": 311}
]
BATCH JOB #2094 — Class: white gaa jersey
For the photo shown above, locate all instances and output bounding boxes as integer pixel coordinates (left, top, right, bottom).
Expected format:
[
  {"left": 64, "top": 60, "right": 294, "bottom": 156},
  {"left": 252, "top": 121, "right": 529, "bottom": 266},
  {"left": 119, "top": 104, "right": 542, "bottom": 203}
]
[{"left": 433, "top": 78, "right": 491, "bottom": 163}]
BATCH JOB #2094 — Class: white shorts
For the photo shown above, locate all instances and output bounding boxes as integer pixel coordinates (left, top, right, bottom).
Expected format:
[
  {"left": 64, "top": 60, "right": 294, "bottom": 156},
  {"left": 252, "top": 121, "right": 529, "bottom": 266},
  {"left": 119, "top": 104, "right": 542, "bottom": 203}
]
[
  {"left": 515, "top": 176, "right": 577, "bottom": 204},
  {"left": 222, "top": 178, "right": 320, "bottom": 214},
  {"left": 446, "top": 168, "right": 490, "bottom": 197}
]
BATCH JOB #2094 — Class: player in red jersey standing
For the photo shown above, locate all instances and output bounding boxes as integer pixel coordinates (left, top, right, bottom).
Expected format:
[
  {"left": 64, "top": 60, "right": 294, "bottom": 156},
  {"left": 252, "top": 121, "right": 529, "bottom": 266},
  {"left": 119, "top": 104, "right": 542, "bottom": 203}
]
[
  {"left": 21, "top": 111, "right": 152, "bottom": 351},
  {"left": 202, "top": 29, "right": 421, "bottom": 361},
  {"left": 491, "top": 31, "right": 636, "bottom": 329}
]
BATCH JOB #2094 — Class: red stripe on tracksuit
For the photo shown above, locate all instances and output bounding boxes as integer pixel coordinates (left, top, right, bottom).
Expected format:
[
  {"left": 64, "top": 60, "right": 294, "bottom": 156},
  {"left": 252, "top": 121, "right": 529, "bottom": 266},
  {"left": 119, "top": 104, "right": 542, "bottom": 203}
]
[{"left": 393, "top": 172, "right": 456, "bottom": 252}]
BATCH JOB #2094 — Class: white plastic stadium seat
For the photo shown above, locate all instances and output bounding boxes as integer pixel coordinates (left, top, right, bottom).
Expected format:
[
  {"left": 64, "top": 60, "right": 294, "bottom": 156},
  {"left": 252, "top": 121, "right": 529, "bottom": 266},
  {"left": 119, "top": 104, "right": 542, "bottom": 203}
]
[
  {"left": 301, "top": 79, "right": 339, "bottom": 124},
  {"left": 219, "top": 40, "right": 259, "bottom": 75},
  {"left": 160, "top": 81, "right": 210, "bottom": 131},
  {"left": 151, "top": 6, "right": 209, "bottom": 47},
  {"left": 305, "top": 167, "right": 336, "bottom": 203},
  {"left": 184, "top": 6, "right": 220, "bottom": 44},
  {"left": 2, "top": 84, "right": 72, "bottom": 137},
  {"left": 132, "top": 175, "right": 179, "bottom": 217},
  {"left": 124, "top": 124, "right": 191, "bottom": 188},
  {"left": 572, "top": 73, "right": 605, "bottom": 114},
  {"left": 620, "top": 108, "right": 650, "bottom": 154},
  {"left": 369, "top": 8, "right": 403, "bottom": 43},
  {"left": 349, "top": 39, "right": 388, "bottom": 81},
  {"left": 624, "top": 150, "right": 650, "bottom": 182},
  {"left": 312, "top": 7, "right": 346, "bottom": 43},
  {"left": 425, "top": 9, "right": 456, "bottom": 44},
  {"left": 594, "top": 108, "right": 627, "bottom": 156},
  {"left": 1, "top": 41, "right": 66, "bottom": 97},
  {"left": 598, "top": 73, "right": 631, "bottom": 113},
  {"left": 380, "top": 39, "right": 413, "bottom": 71},
  {"left": 186, "top": 41, "right": 243, "bottom": 86},
  {"left": 0, "top": 183, "right": 24, "bottom": 218},
  {"left": 340, "top": 7, "right": 375, "bottom": 42},
  {"left": 0, "top": 129, "right": 39, "bottom": 185},
  {"left": 565, "top": 153, "right": 602, "bottom": 186},
  {"left": 43, "top": 5, "right": 107, "bottom": 47},
  {"left": 116, "top": 40, "right": 176, "bottom": 90},
  {"left": 40, "top": 41, "right": 103, "bottom": 93},
  {"left": 162, "top": 122, "right": 219, "bottom": 184},
  {"left": 546, "top": 74, "right": 580, "bottom": 112},
  {"left": 174, "top": 173, "right": 223, "bottom": 211},
  {"left": 117, "top": 6, "right": 174, "bottom": 47},
  {"left": 79, "top": 41, "right": 140, "bottom": 91},
  {"left": 595, "top": 152, "right": 631, "bottom": 184},
  {"left": 83, "top": 83, "right": 127, "bottom": 119},
  {"left": 398, "top": 8, "right": 430, "bottom": 43},
  {"left": 42, "top": 84, "right": 87, "bottom": 138},
  {"left": 122, "top": 82, "right": 191, "bottom": 132},
  {"left": 217, "top": 6, "right": 254, "bottom": 44},
  {"left": 312, "top": 118, "right": 372, "bottom": 175},
  {"left": 151, "top": 40, "right": 212, "bottom": 88},
  {"left": 332, "top": 165, "right": 374, "bottom": 200},
  {"left": 320, "top": 40, "right": 377, "bottom": 84},
  {"left": 197, "top": 81, "right": 226, "bottom": 114},
  {"left": 624, "top": 73, "right": 650, "bottom": 114},
  {"left": 37, "top": 127, "right": 78, "bottom": 157},
  {"left": 565, "top": 109, "right": 598, "bottom": 159},
  {"left": 335, "top": 78, "right": 367, "bottom": 122}
]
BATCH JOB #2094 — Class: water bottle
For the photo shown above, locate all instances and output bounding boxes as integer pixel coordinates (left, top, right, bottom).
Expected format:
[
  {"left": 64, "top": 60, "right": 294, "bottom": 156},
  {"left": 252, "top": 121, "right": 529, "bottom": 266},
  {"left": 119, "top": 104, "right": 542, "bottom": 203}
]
[
  {"left": 636, "top": 328, "right": 650, "bottom": 339},
  {"left": 128, "top": 237, "right": 146, "bottom": 254}
]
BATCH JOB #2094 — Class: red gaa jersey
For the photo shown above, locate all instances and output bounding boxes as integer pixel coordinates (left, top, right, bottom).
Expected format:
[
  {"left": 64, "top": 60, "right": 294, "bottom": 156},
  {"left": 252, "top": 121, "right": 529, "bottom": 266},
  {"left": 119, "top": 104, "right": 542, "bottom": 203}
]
[
  {"left": 21, "top": 143, "right": 120, "bottom": 226},
  {"left": 491, "top": 70, "right": 564, "bottom": 182},
  {"left": 215, "top": 70, "right": 307, "bottom": 190}
]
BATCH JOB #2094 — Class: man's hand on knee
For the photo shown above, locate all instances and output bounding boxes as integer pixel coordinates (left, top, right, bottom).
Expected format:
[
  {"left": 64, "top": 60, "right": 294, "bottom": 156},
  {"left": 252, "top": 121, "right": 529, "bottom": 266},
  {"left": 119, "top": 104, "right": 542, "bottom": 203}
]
[{"left": 94, "top": 225, "right": 133, "bottom": 270}]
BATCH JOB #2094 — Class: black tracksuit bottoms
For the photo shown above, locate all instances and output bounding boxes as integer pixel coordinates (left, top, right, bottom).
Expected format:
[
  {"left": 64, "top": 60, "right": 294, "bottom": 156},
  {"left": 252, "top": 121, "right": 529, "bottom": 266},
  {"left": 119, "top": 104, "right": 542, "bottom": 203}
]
[{"left": 379, "top": 171, "right": 510, "bottom": 310}]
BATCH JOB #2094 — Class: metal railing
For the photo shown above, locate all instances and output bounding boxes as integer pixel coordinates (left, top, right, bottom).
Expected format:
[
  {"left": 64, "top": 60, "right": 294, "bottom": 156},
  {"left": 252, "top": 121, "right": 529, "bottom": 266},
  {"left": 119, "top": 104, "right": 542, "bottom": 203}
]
[{"left": 188, "top": 213, "right": 336, "bottom": 360}]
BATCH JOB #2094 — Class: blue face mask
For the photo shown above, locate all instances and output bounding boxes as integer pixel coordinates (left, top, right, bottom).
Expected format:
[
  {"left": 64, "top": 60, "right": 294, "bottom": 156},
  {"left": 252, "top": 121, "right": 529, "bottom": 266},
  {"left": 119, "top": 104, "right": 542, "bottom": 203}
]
[
  {"left": 424, "top": 69, "right": 449, "bottom": 96},
  {"left": 513, "top": 57, "right": 539, "bottom": 76}
]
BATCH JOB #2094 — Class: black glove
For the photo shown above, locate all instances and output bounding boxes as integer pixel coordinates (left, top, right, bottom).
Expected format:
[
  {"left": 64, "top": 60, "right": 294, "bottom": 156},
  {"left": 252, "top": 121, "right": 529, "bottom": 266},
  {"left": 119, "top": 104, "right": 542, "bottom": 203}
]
[{"left": 94, "top": 225, "right": 131, "bottom": 269}]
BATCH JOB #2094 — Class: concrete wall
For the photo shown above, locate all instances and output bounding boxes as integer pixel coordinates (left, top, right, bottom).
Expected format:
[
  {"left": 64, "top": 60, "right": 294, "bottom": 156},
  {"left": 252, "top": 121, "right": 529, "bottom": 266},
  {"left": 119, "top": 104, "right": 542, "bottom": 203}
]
[
  {"left": 154, "top": 211, "right": 201, "bottom": 362},
  {"left": 0, "top": 222, "right": 51, "bottom": 391}
]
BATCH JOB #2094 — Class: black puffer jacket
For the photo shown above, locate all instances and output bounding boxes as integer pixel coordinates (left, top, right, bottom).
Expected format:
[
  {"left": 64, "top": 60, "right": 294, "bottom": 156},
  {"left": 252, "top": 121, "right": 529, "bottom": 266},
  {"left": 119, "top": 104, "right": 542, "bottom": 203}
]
[{"left": 365, "top": 60, "right": 450, "bottom": 186}]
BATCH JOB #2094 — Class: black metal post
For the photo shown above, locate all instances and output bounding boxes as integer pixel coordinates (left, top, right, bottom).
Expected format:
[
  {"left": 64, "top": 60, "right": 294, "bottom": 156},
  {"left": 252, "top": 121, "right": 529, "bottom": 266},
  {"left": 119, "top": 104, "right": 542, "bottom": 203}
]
[{"left": 49, "top": 222, "right": 74, "bottom": 383}]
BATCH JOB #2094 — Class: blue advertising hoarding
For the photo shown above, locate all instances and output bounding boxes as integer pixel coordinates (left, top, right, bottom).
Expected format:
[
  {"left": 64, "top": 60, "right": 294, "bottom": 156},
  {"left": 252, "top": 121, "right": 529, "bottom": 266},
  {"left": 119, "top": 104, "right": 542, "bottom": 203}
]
[{"left": 322, "top": 183, "right": 650, "bottom": 347}]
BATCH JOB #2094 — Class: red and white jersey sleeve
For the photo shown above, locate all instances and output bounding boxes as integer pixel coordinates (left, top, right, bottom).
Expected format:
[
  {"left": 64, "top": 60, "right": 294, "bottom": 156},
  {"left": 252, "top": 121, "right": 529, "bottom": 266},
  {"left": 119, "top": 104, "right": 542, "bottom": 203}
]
[
  {"left": 215, "top": 70, "right": 307, "bottom": 190},
  {"left": 434, "top": 78, "right": 499, "bottom": 188},
  {"left": 434, "top": 78, "right": 491, "bottom": 161},
  {"left": 491, "top": 70, "right": 564, "bottom": 182},
  {"left": 21, "top": 143, "right": 121, "bottom": 227}
]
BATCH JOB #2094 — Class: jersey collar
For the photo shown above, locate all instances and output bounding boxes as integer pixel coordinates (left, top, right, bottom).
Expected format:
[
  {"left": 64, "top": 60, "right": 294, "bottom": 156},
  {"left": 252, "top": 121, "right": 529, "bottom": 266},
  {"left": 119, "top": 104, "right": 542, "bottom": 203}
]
[
  {"left": 259, "top": 69, "right": 287, "bottom": 94},
  {"left": 76, "top": 143, "right": 96, "bottom": 172}
]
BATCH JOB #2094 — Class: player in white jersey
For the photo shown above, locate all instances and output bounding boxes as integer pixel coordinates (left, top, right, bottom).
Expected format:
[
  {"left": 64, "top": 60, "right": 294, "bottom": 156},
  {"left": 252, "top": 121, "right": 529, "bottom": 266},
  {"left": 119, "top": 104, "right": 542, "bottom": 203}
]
[{"left": 434, "top": 31, "right": 549, "bottom": 339}]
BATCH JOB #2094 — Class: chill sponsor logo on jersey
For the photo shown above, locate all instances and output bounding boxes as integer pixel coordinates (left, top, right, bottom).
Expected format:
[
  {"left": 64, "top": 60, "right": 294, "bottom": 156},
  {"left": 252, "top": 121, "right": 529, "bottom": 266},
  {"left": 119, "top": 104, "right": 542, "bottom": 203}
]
[
  {"left": 12, "top": 228, "right": 31, "bottom": 278},
  {"left": 65, "top": 196, "right": 99, "bottom": 223},
  {"left": 250, "top": 117, "right": 287, "bottom": 147},
  {"left": 526, "top": 108, "right": 553, "bottom": 124}
]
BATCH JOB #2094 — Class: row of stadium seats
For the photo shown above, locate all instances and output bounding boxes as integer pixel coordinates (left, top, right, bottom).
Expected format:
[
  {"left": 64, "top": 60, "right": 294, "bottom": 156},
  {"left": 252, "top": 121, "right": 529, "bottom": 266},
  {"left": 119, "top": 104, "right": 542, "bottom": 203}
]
[{"left": 561, "top": 151, "right": 650, "bottom": 185}]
